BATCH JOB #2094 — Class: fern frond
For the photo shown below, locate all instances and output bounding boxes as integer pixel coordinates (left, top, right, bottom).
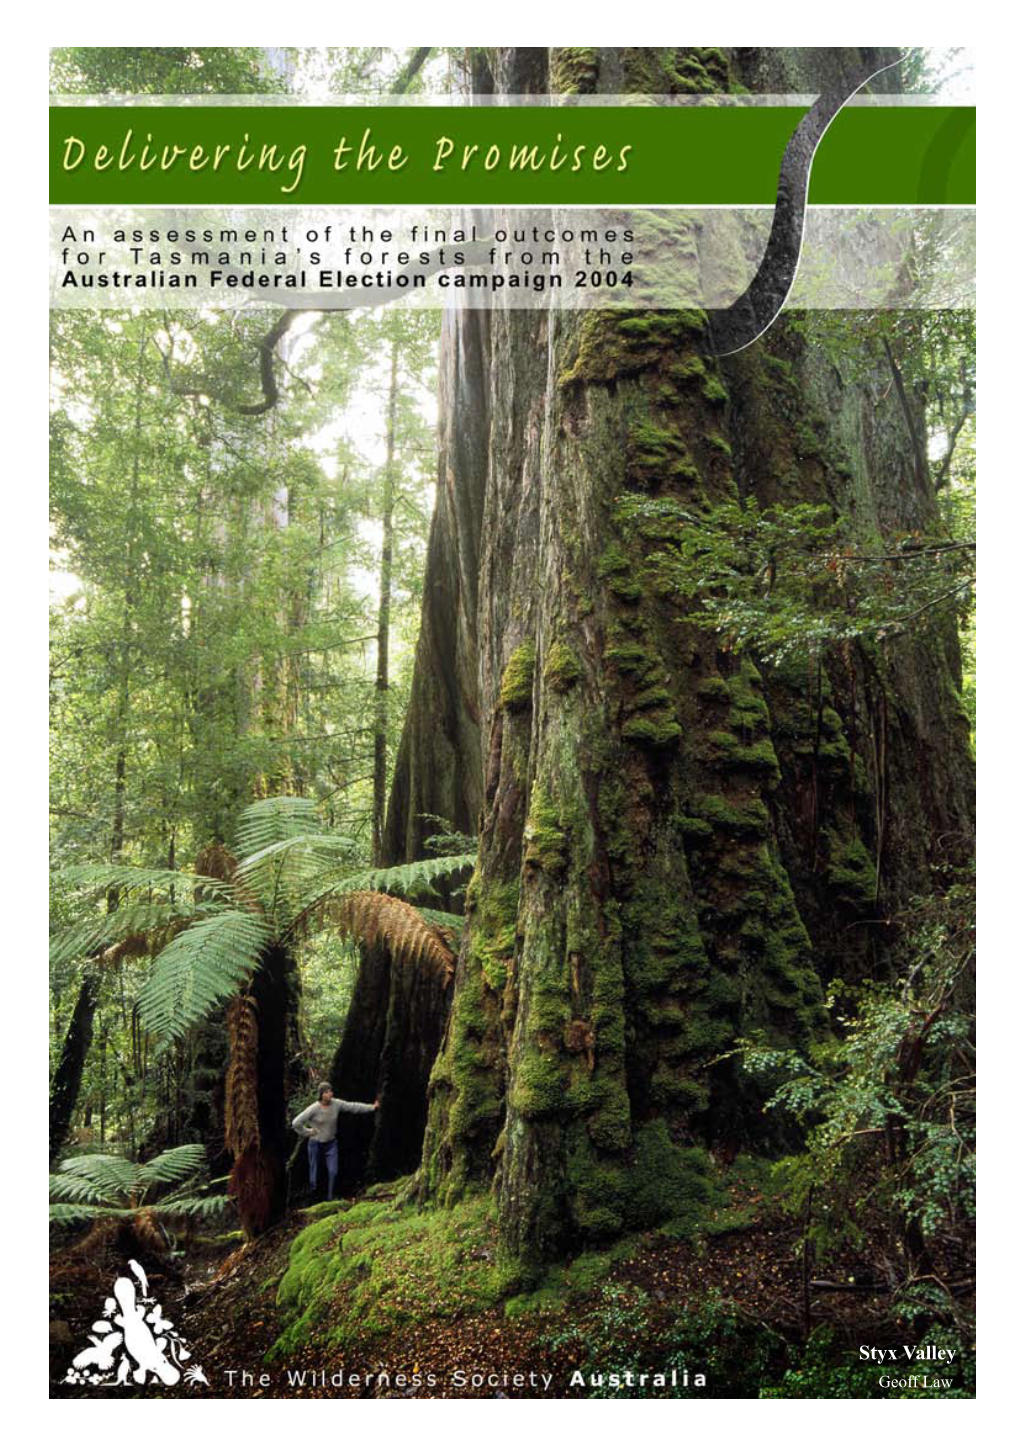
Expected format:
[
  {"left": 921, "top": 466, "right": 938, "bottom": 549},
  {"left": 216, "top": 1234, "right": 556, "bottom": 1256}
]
[
  {"left": 347, "top": 852, "right": 476, "bottom": 898},
  {"left": 49, "top": 900, "right": 213, "bottom": 969},
  {"left": 138, "top": 911, "right": 272, "bottom": 1041},
  {"left": 50, "top": 1144, "right": 218, "bottom": 1224},
  {"left": 49, "top": 1202, "right": 132, "bottom": 1226},
  {"left": 135, "top": 1144, "right": 207, "bottom": 1190},
  {"left": 50, "top": 1154, "right": 139, "bottom": 1203},
  {"left": 59, "top": 864, "right": 234, "bottom": 902},
  {"left": 157, "top": 1194, "right": 230, "bottom": 1218},
  {"left": 234, "top": 797, "right": 324, "bottom": 860},
  {"left": 417, "top": 909, "right": 466, "bottom": 943},
  {"left": 285, "top": 852, "right": 475, "bottom": 940},
  {"left": 233, "top": 833, "right": 358, "bottom": 920},
  {"left": 318, "top": 891, "right": 455, "bottom": 983}
]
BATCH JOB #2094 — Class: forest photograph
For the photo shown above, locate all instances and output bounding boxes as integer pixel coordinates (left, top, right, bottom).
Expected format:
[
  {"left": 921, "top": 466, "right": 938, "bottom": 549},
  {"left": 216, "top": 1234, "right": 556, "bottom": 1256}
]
[{"left": 48, "top": 47, "right": 976, "bottom": 1400}]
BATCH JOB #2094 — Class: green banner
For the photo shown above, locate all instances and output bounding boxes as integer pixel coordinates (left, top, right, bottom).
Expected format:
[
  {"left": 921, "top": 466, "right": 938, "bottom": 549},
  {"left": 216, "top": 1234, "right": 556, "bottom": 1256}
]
[{"left": 49, "top": 104, "right": 975, "bottom": 206}]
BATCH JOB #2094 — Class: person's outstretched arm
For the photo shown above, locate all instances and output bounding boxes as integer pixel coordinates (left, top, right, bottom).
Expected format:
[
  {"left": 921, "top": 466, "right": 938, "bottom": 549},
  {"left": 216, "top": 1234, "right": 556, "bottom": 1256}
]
[
  {"left": 336, "top": 1098, "right": 379, "bottom": 1114},
  {"left": 292, "top": 1102, "right": 317, "bottom": 1134}
]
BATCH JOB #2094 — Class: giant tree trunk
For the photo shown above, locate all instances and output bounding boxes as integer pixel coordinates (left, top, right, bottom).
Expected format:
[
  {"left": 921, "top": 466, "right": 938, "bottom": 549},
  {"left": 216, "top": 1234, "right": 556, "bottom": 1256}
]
[
  {"left": 397, "top": 47, "right": 975, "bottom": 1261},
  {"left": 372, "top": 342, "right": 399, "bottom": 864},
  {"left": 325, "top": 304, "right": 491, "bottom": 1179}
]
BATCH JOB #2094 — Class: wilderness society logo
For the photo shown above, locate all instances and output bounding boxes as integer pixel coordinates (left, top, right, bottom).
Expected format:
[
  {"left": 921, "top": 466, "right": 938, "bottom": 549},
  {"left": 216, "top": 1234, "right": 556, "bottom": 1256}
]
[
  {"left": 59, "top": 1257, "right": 707, "bottom": 1394},
  {"left": 63, "top": 1260, "right": 208, "bottom": 1389}
]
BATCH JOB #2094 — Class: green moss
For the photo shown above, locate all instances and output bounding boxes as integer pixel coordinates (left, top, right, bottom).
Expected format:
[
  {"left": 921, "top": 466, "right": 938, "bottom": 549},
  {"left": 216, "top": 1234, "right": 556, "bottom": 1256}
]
[
  {"left": 423, "top": 939, "right": 505, "bottom": 1203},
  {"left": 827, "top": 835, "right": 878, "bottom": 907},
  {"left": 567, "top": 1118, "right": 713, "bottom": 1244},
  {"left": 700, "top": 730, "right": 781, "bottom": 781},
  {"left": 511, "top": 1047, "right": 570, "bottom": 1118},
  {"left": 696, "top": 675, "right": 731, "bottom": 701},
  {"left": 677, "top": 814, "right": 714, "bottom": 842},
  {"left": 623, "top": 46, "right": 730, "bottom": 97},
  {"left": 544, "top": 640, "right": 581, "bottom": 693},
  {"left": 560, "top": 310, "right": 707, "bottom": 387},
  {"left": 271, "top": 1192, "right": 522, "bottom": 1357},
  {"left": 605, "top": 640, "right": 647, "bottom": 674},
  {"left": 499, "top": 639, "right": 536, "bottom": 711},
  {"left": 621, "top": 713, "right": 683, "bottom": 748},
  {"left": 585, "top": 1076, "right": 632, "bottom": 1151},
  {"left": 668, "top": 354, "right": 707, "bottom": 384},
  {"left": 628, "top": 420, "right": 701, "bottom": 488},
  {"left": 795, "top": 420, "right": 824, "bottom": 458},
  {"left": 724, "top": 663, "right": 770, "bottom": 734},
  {"left": 702, "top": 374, "right": 729, "bottom": 405},
  {"left": 598, "top": 543, "right": 643, "bottom": 603},
  {"left": 565, "top": 1137, "right": 629, "bottom": 1237},
  {"left": 469, "top": 880, "right": 520, "bottom": 992},
  {"left": 692, "top": 793, "right": 770, "bottom": 836},
  {"left": 632, "top": 684, "right": 672, "bottom": 712},
  {"left": 524, "top": 781, "right": 567, "bottom": 872},
  {"left": 627, "top": 1122, "right": 716, "bottom": 1234},
  {"left": 549, "top": 46, "right": 599, "bottom": 94},
  {"left": 650, "top": 1070, "right": 710, "bottom": 1111}
]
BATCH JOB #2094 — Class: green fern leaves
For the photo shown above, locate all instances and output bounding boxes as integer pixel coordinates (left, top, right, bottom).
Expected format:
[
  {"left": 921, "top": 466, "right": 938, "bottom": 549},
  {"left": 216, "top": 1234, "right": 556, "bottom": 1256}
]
[
  {"left": 49, "top": 1144, "right": 226, "bottom": 1226},
  {"left": 138, "top": 911, "right": 272, "bottom": 1041},
  {"left": 52, "top": 797, "right": 477, "bottom": 1047}
]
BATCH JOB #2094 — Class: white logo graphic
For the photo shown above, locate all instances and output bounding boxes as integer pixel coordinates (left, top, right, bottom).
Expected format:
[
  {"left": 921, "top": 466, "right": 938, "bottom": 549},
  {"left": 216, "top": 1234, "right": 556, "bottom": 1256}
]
[{"left": 64, "top": 1259, "right": 204, "bottom": 1388}]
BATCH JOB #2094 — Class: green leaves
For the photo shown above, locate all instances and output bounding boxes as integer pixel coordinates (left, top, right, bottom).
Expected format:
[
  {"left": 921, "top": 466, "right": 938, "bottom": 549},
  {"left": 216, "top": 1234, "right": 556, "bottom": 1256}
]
[
  {"left": 138, "top": 911, "right": 272, "bottom": 1042},
  {"left": 286, "top": 852, "right": 476, "bottom": 941},
  {"left": 50, "top": 1152, "right": 140, "bottom": 1204},
  {"left": 136, "top": 1143, "right": 209, "bottom": 1188},
  {"left": 48, "top": 1144, "right": 227, "bottom": 1226},
  {"left": 614, "top": 492, "right": 975, "bottom": 662},
  {"left": 52, "top": 811, "right": 473, "bottom": 1047},
  {"left": 737, "top": 874, "right": 975, "bottom": 1260},
  {"left": 234, "top": 796, "right": 326, "bottom": 860}
]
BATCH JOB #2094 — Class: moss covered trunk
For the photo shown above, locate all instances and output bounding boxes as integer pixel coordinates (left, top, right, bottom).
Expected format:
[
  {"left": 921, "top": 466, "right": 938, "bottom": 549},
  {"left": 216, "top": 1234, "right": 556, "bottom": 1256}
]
[{"left": 400, "top": 47, "right": 974, "bottom": 1260}]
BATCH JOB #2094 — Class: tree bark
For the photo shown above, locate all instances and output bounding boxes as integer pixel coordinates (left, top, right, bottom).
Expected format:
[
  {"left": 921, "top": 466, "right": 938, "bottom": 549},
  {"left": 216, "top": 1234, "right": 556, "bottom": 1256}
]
[
  {"left": 49, "top": 973, "right": 99, "bottom": 1163},
  {"left": 372, "top": 341, "right": 398, "bottom": 864},
  {"left": 327, "top": 299, "right": 493, "bottom": 1185}
]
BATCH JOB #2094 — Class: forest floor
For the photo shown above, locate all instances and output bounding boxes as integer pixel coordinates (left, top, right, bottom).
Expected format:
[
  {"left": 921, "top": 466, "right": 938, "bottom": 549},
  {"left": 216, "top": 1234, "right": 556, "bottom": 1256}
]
[{"left": 49, "top": 1173, "right": 974, "bottom": 1400}]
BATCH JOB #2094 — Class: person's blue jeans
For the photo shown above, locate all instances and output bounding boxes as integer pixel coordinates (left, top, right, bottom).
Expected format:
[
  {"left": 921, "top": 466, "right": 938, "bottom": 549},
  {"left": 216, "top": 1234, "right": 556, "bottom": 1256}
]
[{"left": 308, "top": 1139, "right": 339, "bottom": 1199}]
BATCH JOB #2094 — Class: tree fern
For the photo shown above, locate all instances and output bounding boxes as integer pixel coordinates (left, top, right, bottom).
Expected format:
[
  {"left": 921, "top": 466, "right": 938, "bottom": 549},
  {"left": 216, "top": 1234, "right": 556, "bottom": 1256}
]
[
  {"left": 59, "top": 864, "right": 234, "bottom": 902},
  {"left": 49, "top": 1195, "right": 227, "bottom": 1226},
  {"left": 49, "top": 899, "right": 215, "bottom": 969},
  {"left": 233, "top": 832, "right": 359, "bottom": 924},
  {"left": 138, "top": 911, "right": 272, "bottom": 1042},
  {"left": 233, "top": 796, "right": 325, "bottom": 860},
  {"left": 324, "top": 892, "right": 456, "bottom": 981},
  {"left": 49, "top": 1145, "right": 226, "bottom": 1227},
  {"left": 50, "top": 1153, "right": 140, "bottom": 1204},
  {"left": 285, "top": 851, "right": 476, "bottom": 940},
  {"left": 136, "top": 1144, "right": 208, "bottom": 1187},
  {"left": 54, "top": 816, "right": 473, "bottom": 1048}
]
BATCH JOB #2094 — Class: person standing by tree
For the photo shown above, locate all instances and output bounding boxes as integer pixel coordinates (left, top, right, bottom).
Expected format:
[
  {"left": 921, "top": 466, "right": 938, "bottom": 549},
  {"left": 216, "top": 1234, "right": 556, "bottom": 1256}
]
[{"left": 292, "top": 1084, "right": 379, "bottom": 1201}]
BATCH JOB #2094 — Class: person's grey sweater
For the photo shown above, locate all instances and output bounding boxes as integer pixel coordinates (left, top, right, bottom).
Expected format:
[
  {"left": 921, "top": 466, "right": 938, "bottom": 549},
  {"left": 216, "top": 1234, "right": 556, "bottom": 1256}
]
[{"left": 292, "top": 1097, "right": 375, "bottom": 1143}]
